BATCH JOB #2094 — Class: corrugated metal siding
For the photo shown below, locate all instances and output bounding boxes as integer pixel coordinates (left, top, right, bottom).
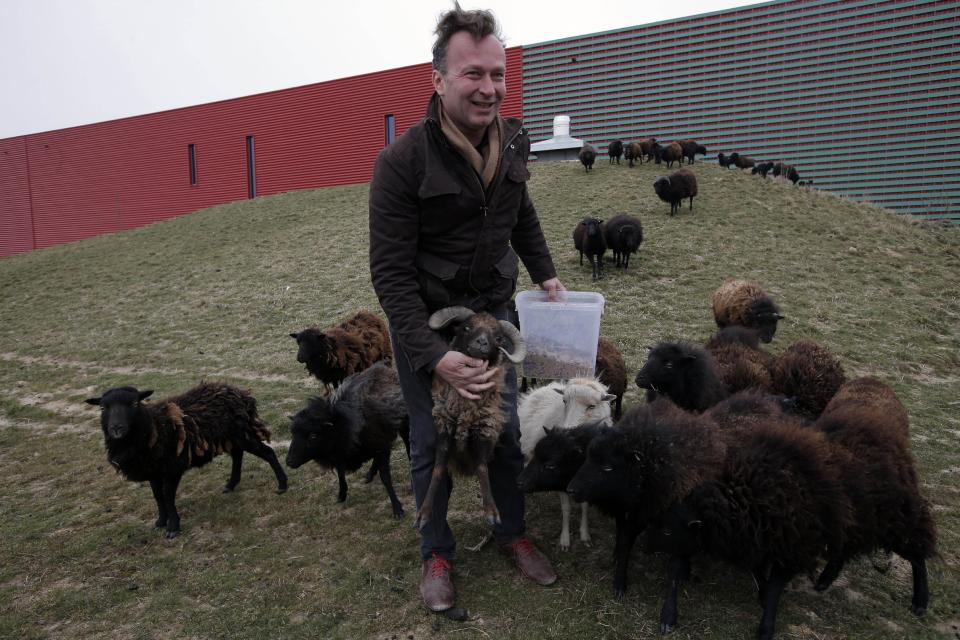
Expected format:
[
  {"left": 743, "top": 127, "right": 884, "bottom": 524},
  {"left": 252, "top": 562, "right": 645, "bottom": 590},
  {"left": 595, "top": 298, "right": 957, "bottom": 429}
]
[
  {"left": 0, "top": 47, "right": 524, "bottom": 258},
  {"left": 521, "top": 0, "right": 960, "bottom": 222},
  {"left": 0, "top": 137, "right": 34, "bottom": 255}
]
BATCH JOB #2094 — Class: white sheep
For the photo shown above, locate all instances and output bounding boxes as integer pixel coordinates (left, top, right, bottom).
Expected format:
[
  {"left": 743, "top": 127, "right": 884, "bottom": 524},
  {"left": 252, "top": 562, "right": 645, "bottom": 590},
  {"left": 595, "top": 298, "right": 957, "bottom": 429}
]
[{"left": 519, "top": 377, "right": 615, "bottom": 550}]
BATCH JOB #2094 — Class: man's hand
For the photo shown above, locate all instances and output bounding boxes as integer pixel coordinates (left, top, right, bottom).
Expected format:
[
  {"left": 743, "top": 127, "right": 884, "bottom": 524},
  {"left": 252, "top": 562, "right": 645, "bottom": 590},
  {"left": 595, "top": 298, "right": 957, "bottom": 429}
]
[
  {"left": 539, "top": 277, "right": 566, "bottom": 302},
  {"left": 435, "top": 351, "right": 498, "bottom": 400}
]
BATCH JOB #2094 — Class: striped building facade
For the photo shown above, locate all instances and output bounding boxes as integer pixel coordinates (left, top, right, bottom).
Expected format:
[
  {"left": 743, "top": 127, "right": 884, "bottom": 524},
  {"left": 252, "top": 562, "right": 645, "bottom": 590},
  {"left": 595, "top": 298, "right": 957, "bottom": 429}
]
[{"left": 522, "top": 0, "right": 960, "bottom": 221}]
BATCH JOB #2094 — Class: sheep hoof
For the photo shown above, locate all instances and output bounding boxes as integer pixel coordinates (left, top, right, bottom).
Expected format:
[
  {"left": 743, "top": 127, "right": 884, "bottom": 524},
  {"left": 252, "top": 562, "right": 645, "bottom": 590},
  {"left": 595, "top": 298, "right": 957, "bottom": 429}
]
[
  {"left": 659, "top": 623, "right": 674, "bottom": 635},
  {"left": 222, "top": 485, "right": 235, "bottom": 493},
  {"left": 911, "top": 604, "right": 926, "bottom": 616},
  {"left": 164, "top": 530, "right": 179, "bottom": 539},
  {"left": 392, "top": 506, "right": 405, "bottom": 519},
  {"left": 154, "top": 518, "right": 167, "bottom": 528},
  {"left": 275, "top": 487, "right": 287, "bottom": 495}
]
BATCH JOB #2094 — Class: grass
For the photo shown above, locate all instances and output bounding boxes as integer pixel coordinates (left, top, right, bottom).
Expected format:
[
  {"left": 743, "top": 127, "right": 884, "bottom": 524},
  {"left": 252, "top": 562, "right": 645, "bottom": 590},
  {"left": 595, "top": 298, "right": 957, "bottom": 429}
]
[{"left": 1, "top": 158, "right": 958, "bottom": 639}]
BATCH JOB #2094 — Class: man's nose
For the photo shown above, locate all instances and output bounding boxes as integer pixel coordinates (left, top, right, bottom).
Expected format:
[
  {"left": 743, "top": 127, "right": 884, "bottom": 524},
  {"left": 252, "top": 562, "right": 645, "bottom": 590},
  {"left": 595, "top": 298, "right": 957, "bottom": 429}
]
[{"left": 478, "top": 74, "right": 495, "bottom": 95}]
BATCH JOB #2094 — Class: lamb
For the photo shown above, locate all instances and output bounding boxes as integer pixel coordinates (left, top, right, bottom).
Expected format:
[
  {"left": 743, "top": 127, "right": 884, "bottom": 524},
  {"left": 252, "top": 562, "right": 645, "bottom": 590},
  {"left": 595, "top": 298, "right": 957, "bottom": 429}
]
[
  {"left": 85, "top": 383, "right": 288, "bottom": 538},
  {"left": 717, "top": 152, "right": 733, "bottom": 168},
  {"left": 677, "top": 139, "right": 706, "bottom": 164},
  {"left": 727, "top": 152, "right": 755, "bottom": 169},
  {"left": 812, "top": 377, "right": 936, "bottom": 612},
  {"left": 607, "top": 139, "right": 623, "bottom": 165},
  {"left": 634, "top": 341, "right": 728, "bottom": 412},
  {"left": 290, "top": 310, "right": 392, "bottom": 389},
  {"left": 711, "top": 278, "right": 784, "bottom": 343},
  {"left": 602, "top": 213, "right": 643, "bottom": 270},
  {"left": 517, "top": 421, "right": 609, "bottom": 550},
  {"left": 644, "top": 420, "right": 850, "bottom": 639},
  {"left": 624, "top": 141, "right": 643, "bottom": 167},
  {"left": 579, "top": 143, "right": 597, "bottom": 172},
  {"left": 751, "top": 161, "right": 774, "bottom": 178},
  {"left": 655, "top": 141, "right": 684, "bottom": 168},
  {"left": 572, "top": 216, "right": 606, "bottom": 280},
  {"left": 568, "top": 400, "right": 728, "bottom": 595},
  {"left": 653, "top": 168, "right": 698, "bottom": 216},
  {"left": 415, "top": 306, "right": 526, "bottom": 530},
  {"left": 518, "top": 378, "right": 614, "bottom": 549},
  {"left": 285, "top": 362, "right": 410, "bottom": 518},
  {"left": 704, "top": 326, "right": 774, "bottom": 394},
  {"left": 769, "top": 338, "right": 846, "bottom": 420},
  {"left": 595, "top": 336, "right": 627, "bottom": 419}
]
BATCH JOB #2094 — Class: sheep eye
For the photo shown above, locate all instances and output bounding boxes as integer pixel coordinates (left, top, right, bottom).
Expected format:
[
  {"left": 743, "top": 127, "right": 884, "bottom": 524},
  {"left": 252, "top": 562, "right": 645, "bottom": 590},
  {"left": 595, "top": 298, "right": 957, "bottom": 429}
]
[
  {"left": 308, "top": 433, "right": 319, "bottom": 440},
  {"left": 545, "top": 464, "right": 556, "bottom": 471},
  {"left": 587, "top": 404, "right": 596, "bottom": 410},
  {"left": 665, "top": 362, "right": 674, "bottom": 369},
  {"left": 601, "top": 465, "right": 613, "bottom": 473},
  {"left": 663, "top": 529, "right": 672, "bottom": 537}
]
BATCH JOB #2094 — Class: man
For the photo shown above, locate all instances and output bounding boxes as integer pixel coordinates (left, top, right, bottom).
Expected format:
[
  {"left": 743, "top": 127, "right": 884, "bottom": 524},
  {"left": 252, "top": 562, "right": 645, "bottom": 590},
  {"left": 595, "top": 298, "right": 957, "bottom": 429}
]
[{"left": 368, "top": 3, "right": 563, "bottom": 613}]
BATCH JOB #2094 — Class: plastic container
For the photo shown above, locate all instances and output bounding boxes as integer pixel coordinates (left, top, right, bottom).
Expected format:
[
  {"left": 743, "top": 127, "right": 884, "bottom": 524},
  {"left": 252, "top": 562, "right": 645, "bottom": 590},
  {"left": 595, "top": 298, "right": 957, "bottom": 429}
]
[{"left": 515, "top": 290, "right": 605, "bottom": 380}]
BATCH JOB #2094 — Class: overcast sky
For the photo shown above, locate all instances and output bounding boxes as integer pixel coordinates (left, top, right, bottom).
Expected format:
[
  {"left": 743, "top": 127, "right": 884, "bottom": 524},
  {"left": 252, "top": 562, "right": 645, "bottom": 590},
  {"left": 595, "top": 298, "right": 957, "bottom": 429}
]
[{"left": 1, "top": 0, "right": 760, "bottom": 139}]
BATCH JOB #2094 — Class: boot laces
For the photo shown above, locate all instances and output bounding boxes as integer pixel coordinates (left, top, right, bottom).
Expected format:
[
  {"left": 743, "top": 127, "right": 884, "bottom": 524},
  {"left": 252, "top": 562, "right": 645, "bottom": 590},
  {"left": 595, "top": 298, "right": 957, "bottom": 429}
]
[
  {"left": 429, "top": 553, "right": 452, "bottom": 578},
  {"left": 510, "top": 536, "right": 535, "bottom": 556}
]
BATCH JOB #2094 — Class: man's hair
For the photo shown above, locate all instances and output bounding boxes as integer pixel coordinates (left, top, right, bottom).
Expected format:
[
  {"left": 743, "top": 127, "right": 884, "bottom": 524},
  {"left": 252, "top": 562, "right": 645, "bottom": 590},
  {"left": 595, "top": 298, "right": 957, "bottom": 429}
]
[{"left": 432, "top": 2, "right": 503, "bottom": 74}]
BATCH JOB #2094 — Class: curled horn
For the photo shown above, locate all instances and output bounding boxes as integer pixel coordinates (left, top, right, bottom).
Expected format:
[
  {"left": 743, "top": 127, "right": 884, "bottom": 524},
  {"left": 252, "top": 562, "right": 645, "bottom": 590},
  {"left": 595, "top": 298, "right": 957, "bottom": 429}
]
[
  {"left": 498, "top": 320, "right": 526, "bottom": 364},
  {"left": 428, "top": 306, "right": 475, "bottom": 331}
]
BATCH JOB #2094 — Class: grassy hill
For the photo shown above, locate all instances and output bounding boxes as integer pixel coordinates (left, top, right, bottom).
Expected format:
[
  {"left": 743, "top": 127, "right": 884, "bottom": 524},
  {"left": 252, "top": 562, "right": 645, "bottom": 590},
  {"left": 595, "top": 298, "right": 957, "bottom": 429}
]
[{"left": 1, "top": 159, "right": 957, "bottom": 639}]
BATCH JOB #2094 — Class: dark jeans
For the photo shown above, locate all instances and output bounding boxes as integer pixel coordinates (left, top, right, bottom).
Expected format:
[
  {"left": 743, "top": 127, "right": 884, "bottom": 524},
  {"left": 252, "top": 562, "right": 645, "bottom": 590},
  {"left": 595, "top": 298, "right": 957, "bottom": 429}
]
[{"left": 390, "top": 309, "right": 526, "bottom": 562}]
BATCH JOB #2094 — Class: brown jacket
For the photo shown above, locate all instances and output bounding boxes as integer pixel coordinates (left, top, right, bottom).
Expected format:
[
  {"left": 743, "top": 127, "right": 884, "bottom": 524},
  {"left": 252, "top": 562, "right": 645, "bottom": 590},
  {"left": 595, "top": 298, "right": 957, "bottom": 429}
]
[{"left": 369, "top": 94, "right": 556, "bottom": 372}]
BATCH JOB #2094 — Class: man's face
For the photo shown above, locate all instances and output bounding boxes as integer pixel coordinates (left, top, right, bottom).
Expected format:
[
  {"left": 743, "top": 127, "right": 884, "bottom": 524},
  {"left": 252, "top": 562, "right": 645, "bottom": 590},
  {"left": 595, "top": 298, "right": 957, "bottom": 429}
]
[{"left": 433, "top": 31, "right": 506, "bottom": 143}]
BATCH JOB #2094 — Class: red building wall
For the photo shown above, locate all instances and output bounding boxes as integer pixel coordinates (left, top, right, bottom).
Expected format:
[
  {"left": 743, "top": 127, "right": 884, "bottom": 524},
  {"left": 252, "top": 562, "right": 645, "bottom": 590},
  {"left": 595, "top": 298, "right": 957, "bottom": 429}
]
[{"left": 0, "top": 47, "right": 524, "bottom": 258}]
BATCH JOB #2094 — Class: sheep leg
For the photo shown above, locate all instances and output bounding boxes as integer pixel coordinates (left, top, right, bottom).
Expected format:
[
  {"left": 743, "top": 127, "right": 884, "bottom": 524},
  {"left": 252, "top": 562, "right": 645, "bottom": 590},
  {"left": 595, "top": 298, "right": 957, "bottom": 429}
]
[
  {"left": 414, "top": 430, "right": 452, "bottom": 531},
  {"left": 578, "top": 500, "right": 591, "bottom": 546},
  {"left": 374, "top": 449, "right": 404, "bottom": 519},
  {"left": 475, "top": 461, "right": 501, "bottom": 526},
  {"left": 161, "top": 474, "right": 183, "bottom": 538},
  {"left": 612, "top": 513, "right": 640, "bottom": 597},
  {"left": 660, "top": 554, "right": 691, "bottom": 634},
  {"left": 224, "top": 448, "right": 244, "bottom": 492},
  {"left": 149, "top": 479, "right": 168, "bottom": 528},
  {"left": 336, "top": 463, "right": 348, "bottom": 502},
  {"left": 756, "top": 568, "right": 790, "bottom": 640},
  {"left": 814, "top": 556, "right": 844, "bottom": 592},
  {"left": 240, "top": 439, "right": 288, "bottom": 494},
  {"left": 909, "top": 557, "right": 929, "bottom": 615},
  {"left": 559, "top": 492, "right": 572, "bottom": 550},
  {"left": 363, "top": 460, "right": 379, "bottom": 483}
]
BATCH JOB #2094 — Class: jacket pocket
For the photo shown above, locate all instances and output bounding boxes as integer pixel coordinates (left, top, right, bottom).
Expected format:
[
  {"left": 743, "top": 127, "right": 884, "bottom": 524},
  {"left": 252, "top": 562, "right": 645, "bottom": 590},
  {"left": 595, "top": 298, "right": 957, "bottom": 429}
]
[
  {"left": 418, "top": 172, "right": 463, "bottom": 199},
  {"left": 415, "top": 252, "right": 461, "bottom": 311},
  {"left": 506, "top": 163, "right": 530, "bottom": 183}
]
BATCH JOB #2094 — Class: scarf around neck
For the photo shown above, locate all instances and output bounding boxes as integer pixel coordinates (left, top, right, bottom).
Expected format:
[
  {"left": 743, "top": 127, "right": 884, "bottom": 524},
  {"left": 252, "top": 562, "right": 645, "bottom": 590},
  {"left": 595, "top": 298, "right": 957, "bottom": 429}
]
[{"left": 438, "top": 99, "right": 503, "bottom": 189}]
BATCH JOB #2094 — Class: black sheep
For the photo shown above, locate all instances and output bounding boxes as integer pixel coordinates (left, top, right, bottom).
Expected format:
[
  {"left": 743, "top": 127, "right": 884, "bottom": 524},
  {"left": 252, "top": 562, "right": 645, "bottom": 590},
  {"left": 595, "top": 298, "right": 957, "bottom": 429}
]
[
  {"left": 579, "top": 143, "right": 597, "bottom": 172},
  {"left": 290, "top": 310, "right": 392, "bottom": 390},
  {"left": 752, "top": 161, "right": 774, "bottom": 178},
  {"left": 677, "top": 139, "right": 706, "bottom": 164},
  {"left": 286, "top": 362, "right": 410, "bottom": 518},
  {"left": 602, "top": 213, "right": 643, "bottom": 269},
  {"left": 634, "top": 341, "right": 727, "bottom": 412},
  {"left": 728, "top": 152, "right": 755, "bottom": 169},
  {"left": 812, "top": 377, "right": 936, "bottom": 613},
  {"left": 644, "top": 421, "right": 850, "bottom": 639},
  {"left": 568, "top": 401, "right": 727, "bottom": 596},
  {"left": 653, "top": 169, "right": 698, "bottom": 216},
  {"left": 772, "top": 161, "right": 801, "bottom": 184},
  {"left": 572, "top": 216, "right": 606, "bottom": 281},
  {"left": 717, "top": 152, "right": 733, "bottom": 168},
  {"left": 86, "top": 383, "right": 288, "bottom": 538},
  {"left": 607, "top": 139, "right": 623, "bottom": 165}
]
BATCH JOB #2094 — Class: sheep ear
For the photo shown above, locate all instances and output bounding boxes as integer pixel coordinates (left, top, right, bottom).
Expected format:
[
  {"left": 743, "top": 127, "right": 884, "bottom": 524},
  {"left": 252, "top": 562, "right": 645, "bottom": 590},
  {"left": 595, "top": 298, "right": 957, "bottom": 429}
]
[
  {"left": 682, "top": 354, "right": 698, "bottom": 362},
  {"left": 287, "top": 415, "right": 295, "bottom": 421},
  {"left": 553, "top": 387, "right": 564, "bottom": 396},
  {"left": 542, "top": 426, "right": 553, "bottom": 436},
  {"left": 687, "top": 519, "right": 703, "bottom": 531},
  {"left": 85, "top": 396, "right": 101, "bottom": 406},
  {"left": 322, "top": 421, "right": 334, "bottom": 429},
  {"left": 776, "top": 313, "right": 785, "bottom": 320},
  {"left": 602, "top": 394, "right": 616, "bottom": 402},
  {"left": 139, "top": 390, "right": 153, "bottom": 401},
  {"left": 289, "top": 332, "right": 299, "bottom": 339}
]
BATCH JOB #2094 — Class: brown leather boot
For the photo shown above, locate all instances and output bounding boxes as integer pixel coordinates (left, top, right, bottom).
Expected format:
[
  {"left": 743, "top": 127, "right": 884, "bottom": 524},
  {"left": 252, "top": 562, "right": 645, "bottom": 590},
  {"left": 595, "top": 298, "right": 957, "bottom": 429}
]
[
  {"left": 420, "top": 553, "right": 455, "bottom": 611},
  {"left": 499, "top": 536, "right": 557, "bottom": 586}
]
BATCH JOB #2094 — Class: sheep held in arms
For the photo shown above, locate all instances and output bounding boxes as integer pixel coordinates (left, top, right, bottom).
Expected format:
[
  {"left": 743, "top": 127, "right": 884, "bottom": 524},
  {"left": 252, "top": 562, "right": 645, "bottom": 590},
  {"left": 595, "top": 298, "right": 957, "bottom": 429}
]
[
  {"left": 86, "top": 383, "right": 287, "bottom": 538},
  {"left": 416, "top": 306, "right": 526, "bottom": 531}
]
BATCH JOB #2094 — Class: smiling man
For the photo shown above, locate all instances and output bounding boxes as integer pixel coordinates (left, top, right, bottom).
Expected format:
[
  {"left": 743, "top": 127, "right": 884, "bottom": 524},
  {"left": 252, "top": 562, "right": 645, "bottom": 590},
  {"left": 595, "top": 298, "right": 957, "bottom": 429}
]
[{"left": 369, "top": 2, "right": 563, "bottom": 614}]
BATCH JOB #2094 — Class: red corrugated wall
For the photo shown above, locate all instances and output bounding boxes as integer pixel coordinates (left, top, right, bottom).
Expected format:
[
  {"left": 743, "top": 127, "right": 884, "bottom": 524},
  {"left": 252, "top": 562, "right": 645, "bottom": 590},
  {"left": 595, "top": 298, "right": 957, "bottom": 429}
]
[{"left": 0, "top": 47, "right": 523, "bottom": 258}]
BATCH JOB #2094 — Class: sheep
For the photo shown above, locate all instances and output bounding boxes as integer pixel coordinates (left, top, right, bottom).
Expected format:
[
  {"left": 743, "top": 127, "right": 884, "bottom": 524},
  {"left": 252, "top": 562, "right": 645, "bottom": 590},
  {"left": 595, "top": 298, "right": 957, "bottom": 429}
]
[
  {"left": 634, "top": 341, "right": 727, "bottom": 412},
  {"left": 85, "top": 383, "right": 288, "bottom": 538},
  {"left": 638, "top": 137, "right": 658, "bottom": 162},
  {"left": 704, "top": 326, "right": 774, "bottom": 394},
  {"left": 717, "top": 152, "right": 733, "bottom": 168},
  {"left": 517, "top": 420, "right": 609, "bottom": 550},
  {"left": 579, "top": 143, "right": 597, "bottom": 172},
  {"left": 728, "top": 152, "right": 756, "bottom": 169},
  {"left": 751, "top": 161, "right": 774, "bottom": 178},
  {"left": 711, "top": 278, "right": 784, "bottom": 343},
  {"left": 653, "top": 169, "right": 698, "bottom": 216},
  {"left": 568, "top": 400, "right": 728, "bottom": 596},
  {"left": 415, "top": 306, "right": 526, "bottom": 530},
  {"left": 655, "top": 141, "right": 683, "bottom": 168},
  {"left": 595, "top": 336, "right": 627, "bottom": 420},
  {"left": 677, "top": 139, "right": 706, "bottom": 164},
  {"left": 602, "top": 213, "right": 643, "bottom": 270},
  {"left": 285, "top": 362, "right": 410, "bottom": 518},
  {"left": 607, "top": 139, "right": 623, "bottom": 165},
  {"left": 769, "top": 339, "right": 846, "bottom": 420},
  {"left": 624, "top": 141, "right": 643, "bottom": 167},
  {"left": 812, "top": 377, "right": 937, "bottom": 613},
  {"left": 644, "top": 420, "right": 850, "bottom": 639},
  {"left": 290, "top": 310, "right": 392, "bottom": 390},
  {"left": 518, "top": 378, "right": 614, "bottom": 549},
  {"left": 772, "top": 162, "right": 801, "bottom": 184},
  {"left": 572, "top": 216, "right": 606, "bottom": 281}
]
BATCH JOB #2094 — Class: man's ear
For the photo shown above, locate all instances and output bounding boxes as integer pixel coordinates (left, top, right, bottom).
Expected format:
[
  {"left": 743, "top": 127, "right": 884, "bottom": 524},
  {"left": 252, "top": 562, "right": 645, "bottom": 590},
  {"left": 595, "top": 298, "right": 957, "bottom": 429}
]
[{"left": 432, "top": 68, "right": 445, "bottom": 96}]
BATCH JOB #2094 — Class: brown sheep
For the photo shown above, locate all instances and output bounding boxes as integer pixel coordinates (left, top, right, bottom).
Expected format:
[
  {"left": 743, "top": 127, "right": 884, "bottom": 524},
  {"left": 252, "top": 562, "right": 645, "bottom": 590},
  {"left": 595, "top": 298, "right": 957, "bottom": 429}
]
[
  {"left": 728, "top": 152, "right": 755, "bottom": 169},
  {"left": 624, "top": 141, "right": 644, "bottom": 167},
  {"left": 638, "top": 137, "right": 658, "bottom": 162},
  {"left": 290, "top": 310, "right": 392, "bottom": 389},
  {"left": 596, "top": 336, "right": 627, "bottom": 419},
  {"left": 676, "top": 139, "right": 707, "bottom": 164},
  {"left": 653, "top": 169, "right": 698, "bottom": 216},
  {"left": 770, "top": 339, "right": 846, "bottom": 420},
  {"left": 656, "top": 141, "right": 684, "bottom": 168},
  {"left": 704, "top": 326, "right": 774, "bottom": 394},
  {"left": 415, "top": 306, "right": 526, "bottom": 531},
  {"left": 711, "top": 279, "right": 783, "bottom": 343}
]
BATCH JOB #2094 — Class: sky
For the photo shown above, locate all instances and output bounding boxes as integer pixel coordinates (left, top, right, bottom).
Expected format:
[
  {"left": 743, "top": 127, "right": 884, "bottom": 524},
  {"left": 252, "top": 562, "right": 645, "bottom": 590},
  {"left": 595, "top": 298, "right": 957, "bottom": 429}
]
[{"left": 1, "top": 0, "right": 761, "bottom": 139}]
